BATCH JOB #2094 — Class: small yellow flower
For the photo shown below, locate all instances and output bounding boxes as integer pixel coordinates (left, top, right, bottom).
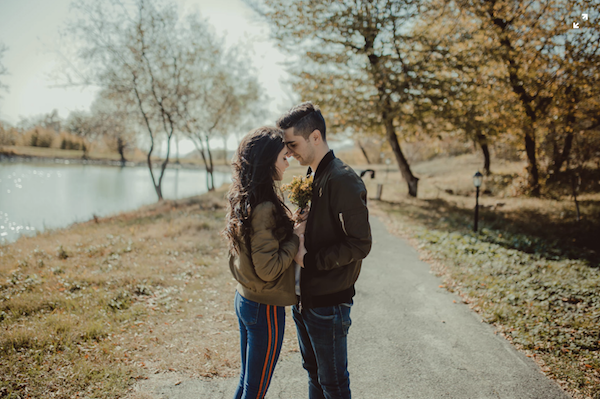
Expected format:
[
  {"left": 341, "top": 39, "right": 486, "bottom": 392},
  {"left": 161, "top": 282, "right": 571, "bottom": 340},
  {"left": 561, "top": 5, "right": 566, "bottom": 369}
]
[{"left": 282, "top": 175, "right": 313, "bottom": 210}]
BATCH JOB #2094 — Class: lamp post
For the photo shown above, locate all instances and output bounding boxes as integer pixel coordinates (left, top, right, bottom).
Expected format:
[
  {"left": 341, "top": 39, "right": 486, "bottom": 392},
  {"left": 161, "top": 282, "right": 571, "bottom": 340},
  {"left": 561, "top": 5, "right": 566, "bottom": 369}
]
[{"left": 473, "top": 171, "right": 483, "bottom": 232}]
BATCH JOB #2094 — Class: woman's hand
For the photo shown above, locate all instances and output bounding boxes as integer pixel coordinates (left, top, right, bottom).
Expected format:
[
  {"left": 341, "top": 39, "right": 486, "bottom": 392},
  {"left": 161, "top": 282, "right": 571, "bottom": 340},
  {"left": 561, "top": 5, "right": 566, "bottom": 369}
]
[{"left": 294, "top": 236, "right": 307, "bottom": 267}]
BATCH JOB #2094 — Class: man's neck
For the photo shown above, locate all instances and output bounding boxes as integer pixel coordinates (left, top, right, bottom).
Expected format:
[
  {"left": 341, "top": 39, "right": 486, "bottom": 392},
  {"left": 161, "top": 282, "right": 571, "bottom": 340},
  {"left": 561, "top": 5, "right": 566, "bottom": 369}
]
[{"left": 310, "top": 146, "right": 330, "bottom": 173}]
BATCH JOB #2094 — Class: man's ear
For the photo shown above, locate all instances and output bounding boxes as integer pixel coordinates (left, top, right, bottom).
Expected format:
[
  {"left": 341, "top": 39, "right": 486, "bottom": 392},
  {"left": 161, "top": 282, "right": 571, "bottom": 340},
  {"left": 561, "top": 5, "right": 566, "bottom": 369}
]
[{"left": 310, "top": 129, "right": 322, "bottom": 143}]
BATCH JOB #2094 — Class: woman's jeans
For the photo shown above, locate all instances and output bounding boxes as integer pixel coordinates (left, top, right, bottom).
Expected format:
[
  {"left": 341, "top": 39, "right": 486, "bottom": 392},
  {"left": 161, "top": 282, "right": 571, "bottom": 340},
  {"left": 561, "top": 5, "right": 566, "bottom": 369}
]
[
  {"left": 292, "top": 302, "right": 353, "bottom": 399},
  {"left": 234, "top": 291, "right": 285, "bottom": 399}
]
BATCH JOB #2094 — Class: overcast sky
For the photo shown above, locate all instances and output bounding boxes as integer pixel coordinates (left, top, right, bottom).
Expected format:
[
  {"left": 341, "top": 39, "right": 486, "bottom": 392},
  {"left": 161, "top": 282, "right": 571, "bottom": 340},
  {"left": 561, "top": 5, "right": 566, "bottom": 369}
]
[{"left": 0, "top": 0, "right": 294, "bottom": 126}]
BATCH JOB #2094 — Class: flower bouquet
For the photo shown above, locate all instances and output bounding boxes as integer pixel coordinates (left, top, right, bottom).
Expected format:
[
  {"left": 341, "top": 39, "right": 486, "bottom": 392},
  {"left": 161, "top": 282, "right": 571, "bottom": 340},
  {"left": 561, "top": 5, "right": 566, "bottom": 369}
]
[{"left": 282, "top": 175, "right": 313, "bottom": 212}]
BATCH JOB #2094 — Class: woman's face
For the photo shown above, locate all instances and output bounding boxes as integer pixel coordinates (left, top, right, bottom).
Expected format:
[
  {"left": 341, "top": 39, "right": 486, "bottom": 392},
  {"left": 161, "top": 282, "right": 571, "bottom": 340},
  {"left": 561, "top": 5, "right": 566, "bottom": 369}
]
[{"left": 274, "top": 146, "right": 290, "bottom": 181}]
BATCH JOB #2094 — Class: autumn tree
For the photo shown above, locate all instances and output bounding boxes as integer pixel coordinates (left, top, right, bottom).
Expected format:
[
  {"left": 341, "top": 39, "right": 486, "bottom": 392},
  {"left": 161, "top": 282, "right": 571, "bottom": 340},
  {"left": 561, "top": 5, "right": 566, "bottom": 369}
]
[
  {"left": 247, "top": 0, "right": 451, "bottom": 196},
  {"left": 404, "top": 2, "right": 520, "bottom": 175},
  {"left": 452, "top": 0, "right": 600, "bottom": 195}
]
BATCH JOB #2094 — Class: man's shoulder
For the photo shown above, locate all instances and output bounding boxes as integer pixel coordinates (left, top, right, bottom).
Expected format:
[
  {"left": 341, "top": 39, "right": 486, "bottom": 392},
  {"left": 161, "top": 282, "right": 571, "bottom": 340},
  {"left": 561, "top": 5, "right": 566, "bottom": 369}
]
[{"left": 328, "top": 158, "right": 363, "bottom": 184}]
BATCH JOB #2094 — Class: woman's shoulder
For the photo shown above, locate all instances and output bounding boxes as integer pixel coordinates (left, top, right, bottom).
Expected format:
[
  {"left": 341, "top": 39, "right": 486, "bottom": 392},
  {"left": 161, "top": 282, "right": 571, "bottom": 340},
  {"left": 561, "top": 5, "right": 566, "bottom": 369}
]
[{"left": 251, "top": 201, "right": 277, "bottom": 226}]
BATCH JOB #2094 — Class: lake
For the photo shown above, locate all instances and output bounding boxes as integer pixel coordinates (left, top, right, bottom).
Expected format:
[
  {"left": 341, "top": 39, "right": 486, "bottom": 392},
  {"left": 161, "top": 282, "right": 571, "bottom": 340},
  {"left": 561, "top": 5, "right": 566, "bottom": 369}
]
[{"left": 0, "top": 161, "right": 231, "bottom": 243}]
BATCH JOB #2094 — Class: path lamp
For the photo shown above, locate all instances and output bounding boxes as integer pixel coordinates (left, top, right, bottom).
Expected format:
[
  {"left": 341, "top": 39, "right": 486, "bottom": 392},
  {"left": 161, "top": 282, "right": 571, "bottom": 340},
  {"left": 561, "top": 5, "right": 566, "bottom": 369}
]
[{"left": 473, "top": 171, "right": 483, "bottom": 232}]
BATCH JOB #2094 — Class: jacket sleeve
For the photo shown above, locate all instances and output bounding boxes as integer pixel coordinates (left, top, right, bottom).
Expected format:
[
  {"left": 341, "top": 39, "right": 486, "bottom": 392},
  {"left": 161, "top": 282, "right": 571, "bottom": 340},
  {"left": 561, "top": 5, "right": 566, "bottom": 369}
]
[
  {"left": 306, "top": 174, "right": 372, "bottom": 271},
  {"left": 250, "top": 202, "right": 300, "bottom": 282}
]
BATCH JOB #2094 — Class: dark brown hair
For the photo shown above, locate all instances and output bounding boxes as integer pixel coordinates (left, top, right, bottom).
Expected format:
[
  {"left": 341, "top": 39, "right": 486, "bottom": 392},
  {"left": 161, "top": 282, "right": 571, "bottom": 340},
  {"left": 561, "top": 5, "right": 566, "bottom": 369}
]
[
  {"left": 223, "top": 126, "right": 294, "bottom": 255},
  {"left": 276, "top": 101, "right": 327, "bottom": 142}
]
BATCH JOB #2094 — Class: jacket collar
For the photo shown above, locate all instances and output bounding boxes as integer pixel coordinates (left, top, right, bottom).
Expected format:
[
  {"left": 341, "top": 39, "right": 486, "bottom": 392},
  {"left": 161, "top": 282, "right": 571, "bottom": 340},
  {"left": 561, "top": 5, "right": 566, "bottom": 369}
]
[{"left": 307, "top": 150, "right": 335, "bottom": 179}]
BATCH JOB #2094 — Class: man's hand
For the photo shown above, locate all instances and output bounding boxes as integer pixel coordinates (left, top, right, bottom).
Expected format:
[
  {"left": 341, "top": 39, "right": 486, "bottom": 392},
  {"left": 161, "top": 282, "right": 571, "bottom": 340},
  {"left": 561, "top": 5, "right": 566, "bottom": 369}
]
[{"left": 294, "top": 207, "right": 309, "bottom": 223}]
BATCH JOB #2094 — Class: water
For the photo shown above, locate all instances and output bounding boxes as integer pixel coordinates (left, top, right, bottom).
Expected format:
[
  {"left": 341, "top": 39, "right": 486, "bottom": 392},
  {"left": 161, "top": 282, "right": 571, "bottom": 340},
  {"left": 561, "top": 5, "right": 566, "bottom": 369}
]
[{"left": 0, "top": 162, "right": 231, "bottom": 243}]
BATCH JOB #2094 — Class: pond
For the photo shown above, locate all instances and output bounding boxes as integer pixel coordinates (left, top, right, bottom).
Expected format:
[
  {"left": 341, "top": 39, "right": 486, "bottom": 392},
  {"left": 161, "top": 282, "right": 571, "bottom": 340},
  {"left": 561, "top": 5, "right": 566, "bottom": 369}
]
[{"left": 0, "top": 161, "right": 231, "bottom": 243}]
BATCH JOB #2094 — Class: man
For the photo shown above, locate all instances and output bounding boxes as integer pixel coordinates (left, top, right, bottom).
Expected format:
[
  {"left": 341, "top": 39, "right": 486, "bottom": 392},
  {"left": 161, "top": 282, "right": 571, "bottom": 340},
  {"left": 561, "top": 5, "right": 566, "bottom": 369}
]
[{"left": 277, "top": 102, "right": 372, "bottom": 399}]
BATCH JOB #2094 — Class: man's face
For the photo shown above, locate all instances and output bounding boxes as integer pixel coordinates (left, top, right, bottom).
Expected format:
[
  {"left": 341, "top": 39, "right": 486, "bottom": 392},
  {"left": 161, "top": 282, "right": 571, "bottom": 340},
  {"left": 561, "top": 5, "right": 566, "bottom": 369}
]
[{"left": 284, "top": 127, "right": 315, "bottom": 167}]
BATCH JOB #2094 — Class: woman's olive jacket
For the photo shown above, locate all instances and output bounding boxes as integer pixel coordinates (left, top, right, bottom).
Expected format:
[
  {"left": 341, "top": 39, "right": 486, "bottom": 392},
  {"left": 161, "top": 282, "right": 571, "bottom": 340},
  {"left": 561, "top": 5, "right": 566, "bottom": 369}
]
[{"left": 229, "top": 201, "right": 300, "bottom": 306}]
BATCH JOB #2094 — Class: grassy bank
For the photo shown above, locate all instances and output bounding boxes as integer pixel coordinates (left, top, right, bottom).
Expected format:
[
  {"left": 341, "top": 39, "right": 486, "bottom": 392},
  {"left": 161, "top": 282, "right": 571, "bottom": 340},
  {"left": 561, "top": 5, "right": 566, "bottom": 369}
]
[
  {"left": 0, "top": 188, "right": 243, "bottom": 398},
  {"left": 363, "top": 154, "right": 600, "bottom": 399}
]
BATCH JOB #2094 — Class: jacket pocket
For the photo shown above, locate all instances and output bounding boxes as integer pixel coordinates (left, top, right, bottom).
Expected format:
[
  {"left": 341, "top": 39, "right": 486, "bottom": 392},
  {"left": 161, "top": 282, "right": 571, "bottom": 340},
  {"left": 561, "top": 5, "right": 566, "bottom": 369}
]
[{"left": 339, "top": 206, "right": 369, "bottom": 239}]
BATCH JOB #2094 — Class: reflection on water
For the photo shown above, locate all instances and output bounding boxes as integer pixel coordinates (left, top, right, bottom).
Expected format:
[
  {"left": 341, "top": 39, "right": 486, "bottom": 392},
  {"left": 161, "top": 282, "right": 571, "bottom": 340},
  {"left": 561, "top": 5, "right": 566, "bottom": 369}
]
[{"left": 0, "top": 162, "right": 231, "bottom": 243}]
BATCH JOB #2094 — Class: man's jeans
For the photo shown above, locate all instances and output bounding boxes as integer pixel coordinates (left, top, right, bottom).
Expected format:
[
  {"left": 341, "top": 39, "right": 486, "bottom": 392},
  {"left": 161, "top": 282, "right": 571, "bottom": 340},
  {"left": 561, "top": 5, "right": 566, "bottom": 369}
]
[
  {"left": 234, "top": 291, "right": 285, "bottom": 399},
  {"left": 292, "top": 302, "right": 353, "bottom": 399}
]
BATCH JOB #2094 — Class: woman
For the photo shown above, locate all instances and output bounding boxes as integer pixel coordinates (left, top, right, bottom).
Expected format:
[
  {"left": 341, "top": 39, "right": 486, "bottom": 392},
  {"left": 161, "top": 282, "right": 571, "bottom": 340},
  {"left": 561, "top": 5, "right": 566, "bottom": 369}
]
[{"left": 224, "top": 126, "right": 306, "bottom": 399}]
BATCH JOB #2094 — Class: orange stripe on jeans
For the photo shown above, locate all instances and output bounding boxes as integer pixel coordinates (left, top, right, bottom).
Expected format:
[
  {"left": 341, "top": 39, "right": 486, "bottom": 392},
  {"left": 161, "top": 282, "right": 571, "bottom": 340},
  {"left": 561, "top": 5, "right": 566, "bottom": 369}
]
[
  {"left": 256, "top": 305, "right": 273, "bottom": 399},
  {"left": 265, "top": 306, "right": 279, "bottom": 391}
]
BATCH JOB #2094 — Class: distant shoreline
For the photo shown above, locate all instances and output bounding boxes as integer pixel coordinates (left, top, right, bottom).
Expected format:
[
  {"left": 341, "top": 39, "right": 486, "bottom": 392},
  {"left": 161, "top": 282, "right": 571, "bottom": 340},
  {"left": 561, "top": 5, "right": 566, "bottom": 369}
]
[{"left": 0, "top": 147, "right": 231, "bottom": 172}]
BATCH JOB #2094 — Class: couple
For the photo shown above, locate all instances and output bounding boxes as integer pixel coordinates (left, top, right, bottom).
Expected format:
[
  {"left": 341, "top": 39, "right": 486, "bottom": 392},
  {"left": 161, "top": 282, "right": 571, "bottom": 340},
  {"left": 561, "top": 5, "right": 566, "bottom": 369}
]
[{"left": 225, "top": 102, "right": 372, "bottom": 399}]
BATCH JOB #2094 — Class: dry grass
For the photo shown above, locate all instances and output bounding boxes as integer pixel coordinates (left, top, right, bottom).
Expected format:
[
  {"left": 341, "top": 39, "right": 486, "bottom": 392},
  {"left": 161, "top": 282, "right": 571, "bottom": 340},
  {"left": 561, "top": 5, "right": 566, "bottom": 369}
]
[{"left": 0, "top": 186, "right": 258, "bottom": 398}]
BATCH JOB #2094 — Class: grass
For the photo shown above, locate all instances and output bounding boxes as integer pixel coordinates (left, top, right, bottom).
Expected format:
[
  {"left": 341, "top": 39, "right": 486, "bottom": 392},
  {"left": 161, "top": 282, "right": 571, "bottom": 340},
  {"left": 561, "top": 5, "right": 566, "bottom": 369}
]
[
  {"left": 360, "top": 152, "right": 600, "bottom": 399},
  {"left": 0, "top": 187, "right": 243, "bottom": 398}
]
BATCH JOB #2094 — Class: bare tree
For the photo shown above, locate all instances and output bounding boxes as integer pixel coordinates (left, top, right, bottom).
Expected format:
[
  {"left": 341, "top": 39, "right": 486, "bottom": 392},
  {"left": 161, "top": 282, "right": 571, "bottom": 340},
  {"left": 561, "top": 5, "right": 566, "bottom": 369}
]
[
  {"left": 66, "top": 0, "right": 193, "bottom": 200},
  {"left": 66, "top": 0, "right": 266, "bottom": 197},
  {"left": 178, "top": 39, "right": 265, "bottom": 191},
  {"left": 89, "top": 91, "right": 138, "bottom": 165},
  {"left": 65, "top": 110, "right": 95, "bottom": 158},
  {"left": 0, "top": 43, "right": 7, "bottom": 96}
]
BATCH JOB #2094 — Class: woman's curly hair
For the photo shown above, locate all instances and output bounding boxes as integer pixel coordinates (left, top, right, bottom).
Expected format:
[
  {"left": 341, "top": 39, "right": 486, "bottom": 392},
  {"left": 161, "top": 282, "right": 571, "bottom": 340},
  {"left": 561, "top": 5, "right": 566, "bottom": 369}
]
[{"left": 223, "top": 126, "right": 294, "bottom": 255}]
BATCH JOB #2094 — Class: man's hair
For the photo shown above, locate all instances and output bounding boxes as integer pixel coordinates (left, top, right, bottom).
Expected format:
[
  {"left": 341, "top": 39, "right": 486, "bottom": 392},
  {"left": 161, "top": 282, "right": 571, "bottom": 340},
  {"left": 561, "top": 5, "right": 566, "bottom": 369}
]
[{"left": 276, "top": 102, "right": 327, "bottom": 142}]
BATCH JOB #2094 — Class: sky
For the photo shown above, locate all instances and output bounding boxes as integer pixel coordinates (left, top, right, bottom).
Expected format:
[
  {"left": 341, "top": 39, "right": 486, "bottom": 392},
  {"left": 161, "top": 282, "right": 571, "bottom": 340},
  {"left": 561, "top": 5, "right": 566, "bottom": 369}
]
[{"left": 0, "top": 0, "right": 294, "bottom": 128}]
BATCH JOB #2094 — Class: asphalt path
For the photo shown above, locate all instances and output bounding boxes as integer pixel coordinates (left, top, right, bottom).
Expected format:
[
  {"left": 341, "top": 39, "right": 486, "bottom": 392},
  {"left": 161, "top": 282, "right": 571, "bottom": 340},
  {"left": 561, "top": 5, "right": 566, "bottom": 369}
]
[{"left": 138, "top": 216, "right": 569, "bottom": 399}]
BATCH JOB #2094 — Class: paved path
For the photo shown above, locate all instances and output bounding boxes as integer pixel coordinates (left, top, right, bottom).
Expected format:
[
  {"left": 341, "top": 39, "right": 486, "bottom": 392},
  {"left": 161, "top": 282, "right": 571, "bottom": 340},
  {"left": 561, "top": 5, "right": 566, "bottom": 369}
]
[{"left": 138, "top": 216, "right": 569, "bottom": 398}]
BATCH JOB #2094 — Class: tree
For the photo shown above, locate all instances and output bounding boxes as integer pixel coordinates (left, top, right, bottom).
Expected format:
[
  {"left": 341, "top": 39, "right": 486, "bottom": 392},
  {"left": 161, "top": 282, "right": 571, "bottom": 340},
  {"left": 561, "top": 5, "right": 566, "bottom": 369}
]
[
  {"left": 66, "top": 0, "right": 266, "bottom": 197},
  {"left": 454, "top": 0, "right": 600, "bottom": 195},
  {"left": 88, "top": 91, "right": 137, "bottom": 165},
  {"left": 247, "top": 0, "right": 443, "bottom": 197},
  {"left": 66, "top": 0, "right": 195, "bottom": 200},
  {"left": 175, "top": 22, "right": 266, "bottom": 191},
  {"left": 0, "top": 43, "right": 7, "bottom": 102},
  {"left": 411, "top": 2, "right": 523, "bottom": 176},
  {"left": 65, "top": 110, "right": 94, "bottom": 158}
]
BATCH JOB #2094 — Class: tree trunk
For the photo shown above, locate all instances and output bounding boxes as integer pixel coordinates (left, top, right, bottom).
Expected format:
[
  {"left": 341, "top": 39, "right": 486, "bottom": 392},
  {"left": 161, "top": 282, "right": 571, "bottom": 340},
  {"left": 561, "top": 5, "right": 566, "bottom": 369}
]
[
  {"left": 550, "top": 132, "right": 573, "bottom": 176},
  {"left": 524, "top": 128, "right": 540, "bottom": 196},
  {"left": 490, "top": 17, "right": 544, "bottom": 196},
  {"left": 384, "top": 118, "right": 419, "bottom": 197},
  {"left": 175, "top": 134, "right": 180, "bottom": 164},
  {"left": 357, "top": 140, "right": 371, "bottom": 164},
  {"left": 223, "top": 135, "right": 228, "bottom": 165},
  {"left": 205, "top": 136, "right": 215, "bottom": 191},
  {"left": 476, "top": 133, "right": 491, "bottom": 175},
  {"left": 117, "top": 137, "right": 126, "bottom": 166},
  {"left": 147, "top": 153, "right": 163, "bottom": 201}
]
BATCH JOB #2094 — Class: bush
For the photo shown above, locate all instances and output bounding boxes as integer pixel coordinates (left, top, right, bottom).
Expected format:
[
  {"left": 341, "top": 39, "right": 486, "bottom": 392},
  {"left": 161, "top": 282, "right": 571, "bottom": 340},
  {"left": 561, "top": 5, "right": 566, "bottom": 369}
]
[
  {"left": 0, "top": 125, "right": 17, "bottom": 146},
  {"left": 23, "top": 128, "right": 56, "bottom": 148},
  {"left": 58, "top": 132, "right": 85, "bottom": 151}
]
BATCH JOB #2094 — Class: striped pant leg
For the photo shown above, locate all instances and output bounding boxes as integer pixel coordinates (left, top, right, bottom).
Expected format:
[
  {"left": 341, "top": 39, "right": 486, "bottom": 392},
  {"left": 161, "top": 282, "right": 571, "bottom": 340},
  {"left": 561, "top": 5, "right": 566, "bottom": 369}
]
[{"left": 234, "top": 292, "right": 285, "bottom": 399}]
